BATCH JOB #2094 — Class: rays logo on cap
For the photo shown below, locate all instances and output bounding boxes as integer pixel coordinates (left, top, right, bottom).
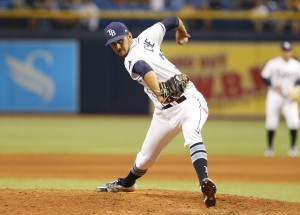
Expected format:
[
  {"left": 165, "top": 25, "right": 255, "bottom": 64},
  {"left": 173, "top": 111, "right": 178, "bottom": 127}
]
[
  {"left": 104, "top": 22, "right": 129, "bottom": 46},
  {"left": 107, "top": 29, "right": 116, "bottom": 37},
  {"left": 281, "top": 41, "right": 292, "bottom": 51}
]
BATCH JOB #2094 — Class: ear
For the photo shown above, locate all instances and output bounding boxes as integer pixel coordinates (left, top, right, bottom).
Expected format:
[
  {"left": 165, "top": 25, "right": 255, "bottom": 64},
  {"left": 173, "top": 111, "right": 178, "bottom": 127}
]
[{"left": 128, "top": 32, "right": 133, "bottom": 39}]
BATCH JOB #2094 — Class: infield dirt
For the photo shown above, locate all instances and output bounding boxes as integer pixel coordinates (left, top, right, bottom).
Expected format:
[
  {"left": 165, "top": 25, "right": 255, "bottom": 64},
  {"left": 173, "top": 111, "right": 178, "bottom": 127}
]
[{"left": 0, "top": 154, "right": 300, "bottom": 215}]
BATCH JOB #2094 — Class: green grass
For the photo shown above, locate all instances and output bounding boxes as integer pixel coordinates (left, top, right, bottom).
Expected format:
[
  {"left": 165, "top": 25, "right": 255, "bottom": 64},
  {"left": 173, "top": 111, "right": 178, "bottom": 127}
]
[
  {"left": 0, "top": 115, "right": 292, "bottom": 156},
  {"left": 0, "top": 115, "right": 148, "bottom": 154},
  {"left": 1, "top": 178, "right": 299, "bottom": 203},
  {"left": 0, "top": 115, "right": 299, "bottom": 202}
]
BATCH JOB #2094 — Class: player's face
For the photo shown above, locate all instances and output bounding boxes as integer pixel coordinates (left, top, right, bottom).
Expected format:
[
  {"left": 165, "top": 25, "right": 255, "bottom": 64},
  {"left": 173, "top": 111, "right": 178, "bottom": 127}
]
[
  {"left": 110, "top": 33, "right": 132, "bottom": 58},
  {"left": 282, "top": 49, "right": 292, "bottom": 61}
]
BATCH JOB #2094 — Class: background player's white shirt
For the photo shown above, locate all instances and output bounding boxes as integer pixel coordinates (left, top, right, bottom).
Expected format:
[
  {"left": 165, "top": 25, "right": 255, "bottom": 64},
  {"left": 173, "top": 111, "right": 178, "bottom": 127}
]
[
  {"left": 124, "top": 22, "right": 199, "bottom": 109},
  {"left": 261, "top": 56, "right": 300, "bottom": 96}
]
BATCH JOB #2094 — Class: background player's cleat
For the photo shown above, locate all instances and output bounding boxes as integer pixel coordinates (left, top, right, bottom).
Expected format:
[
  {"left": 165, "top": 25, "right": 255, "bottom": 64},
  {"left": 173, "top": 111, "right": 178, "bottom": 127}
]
[
  {"left": 96, "top": 178, "right": 136, "bottom": 192},
  {"left": 264, "top": 148, "right": 274, "bottom": 157},
  {"left": 201, "top": 178, "right": 217, "bottom": 207},
  {"left": 288, "top": 146, "right": 299, "bottom": 157}
]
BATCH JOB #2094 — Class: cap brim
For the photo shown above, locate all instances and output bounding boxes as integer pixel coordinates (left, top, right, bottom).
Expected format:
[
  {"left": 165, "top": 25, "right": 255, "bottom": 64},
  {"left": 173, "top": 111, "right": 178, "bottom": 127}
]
[{"left": 105, "top": 34, "right": 127, "bottom": 46}]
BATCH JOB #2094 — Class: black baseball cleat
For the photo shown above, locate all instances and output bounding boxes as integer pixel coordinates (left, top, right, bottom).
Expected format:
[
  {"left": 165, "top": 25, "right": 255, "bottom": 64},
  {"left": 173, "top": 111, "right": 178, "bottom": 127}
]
[
  {"left": 201, "top": 178, "right": 217, "bottom": 207},
  {"left": 96, "top": 178, "right": 136, "bottom": 192}
]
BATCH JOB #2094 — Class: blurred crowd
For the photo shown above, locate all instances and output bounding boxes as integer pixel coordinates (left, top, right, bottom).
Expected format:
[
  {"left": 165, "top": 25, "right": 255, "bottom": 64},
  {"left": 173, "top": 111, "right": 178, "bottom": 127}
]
[{"left": 0, "top": 0, "right": 300, "bottom": 33}]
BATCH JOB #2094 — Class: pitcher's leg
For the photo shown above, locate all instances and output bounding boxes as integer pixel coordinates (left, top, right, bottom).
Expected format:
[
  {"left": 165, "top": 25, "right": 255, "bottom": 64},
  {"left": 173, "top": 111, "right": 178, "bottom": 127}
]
[
  {"left": 182, "top": 97, "right": 209, "bottom": 184},
  {"left": 135, "top": 114, "right": 181, "bottom": 170},
  {"left": 121, "top": 113, "right": 180, "bottom": 187},
  {"left": 181, "top": 97, "right": 216, "bottom": 207},
  {"left": 96, "top": 114, "right": 180, "bottom": 192},
  {"left": 189, "top": 142, "right": 208, "bottom": 183}
]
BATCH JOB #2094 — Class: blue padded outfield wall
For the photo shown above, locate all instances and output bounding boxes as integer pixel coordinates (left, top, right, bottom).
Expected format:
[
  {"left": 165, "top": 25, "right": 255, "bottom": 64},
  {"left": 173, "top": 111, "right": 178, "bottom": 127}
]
[{"left": 0, "top": 40, "right": 79, "bottom": 113}]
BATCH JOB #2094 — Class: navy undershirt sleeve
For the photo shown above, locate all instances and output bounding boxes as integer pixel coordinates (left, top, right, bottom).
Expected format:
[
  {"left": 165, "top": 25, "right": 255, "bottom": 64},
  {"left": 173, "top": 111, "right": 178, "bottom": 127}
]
[
  {"left": 132, "top": 60, "right": 153, "bottom": 78},
  {"left": 262, "top": 77, "right": 271, "bottom": 86},
  {"left": 295, "top": 79, "right": 300, "bottom": 86},
  {"left": 161, "top": 16, "right": 179, "bottom": 32}
]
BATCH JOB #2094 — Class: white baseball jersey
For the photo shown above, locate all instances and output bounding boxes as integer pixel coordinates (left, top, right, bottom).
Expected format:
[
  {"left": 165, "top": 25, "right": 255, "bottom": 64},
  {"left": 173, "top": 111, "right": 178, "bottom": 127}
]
[
  {"left": 261, "top": 56, "right": 300, "bottom": 130},
  {"left": 262, "top": 56, "right": 300, "bottom": 96},
  {"left": 124, "top": 22, "right": 202, "bottom": 110},
  {"left": 122, "top": 21, "right": 209, "bottom": 170}
]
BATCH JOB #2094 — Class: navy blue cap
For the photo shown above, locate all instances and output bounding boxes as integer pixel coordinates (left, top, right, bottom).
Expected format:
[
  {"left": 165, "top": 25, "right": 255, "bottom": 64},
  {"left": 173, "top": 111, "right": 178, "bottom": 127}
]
[
  {"left": 104, "top": 22, "right": 129, "bottom": 46},
  {"left": 281, "top": 41, "right": 292, "bottom": 51}
]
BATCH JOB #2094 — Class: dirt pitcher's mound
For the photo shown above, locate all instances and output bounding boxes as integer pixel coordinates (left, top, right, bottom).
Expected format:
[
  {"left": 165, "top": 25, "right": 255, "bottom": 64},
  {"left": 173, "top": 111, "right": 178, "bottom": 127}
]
[{"left": 1, "top": 189, "right": 299, "bottom": 215}]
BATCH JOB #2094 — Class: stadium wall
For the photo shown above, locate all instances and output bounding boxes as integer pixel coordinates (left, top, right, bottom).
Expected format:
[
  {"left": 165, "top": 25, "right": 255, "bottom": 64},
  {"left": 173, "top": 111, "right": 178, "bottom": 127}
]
[{"left": 0, "top": 30, "right": 299, "bottom": 115}]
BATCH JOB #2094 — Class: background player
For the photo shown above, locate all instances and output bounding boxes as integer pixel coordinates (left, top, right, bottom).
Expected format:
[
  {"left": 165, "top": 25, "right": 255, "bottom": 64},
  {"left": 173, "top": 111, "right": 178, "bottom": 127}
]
[
  {"left": 261, "top": 41, "right": 300, "bottom": 157},
  {"left": 96, "top": 17, "right": 217, "bottom": 207}
]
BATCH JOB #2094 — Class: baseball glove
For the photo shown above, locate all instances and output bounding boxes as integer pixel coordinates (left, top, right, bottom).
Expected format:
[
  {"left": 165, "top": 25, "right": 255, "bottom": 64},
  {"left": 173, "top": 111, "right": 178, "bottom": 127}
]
[
  {"left": 159, "top": 74, "right": 189, "bottom": 103},
  {"left": 288, "top": 86, "right": 300, "bottom": 100}
]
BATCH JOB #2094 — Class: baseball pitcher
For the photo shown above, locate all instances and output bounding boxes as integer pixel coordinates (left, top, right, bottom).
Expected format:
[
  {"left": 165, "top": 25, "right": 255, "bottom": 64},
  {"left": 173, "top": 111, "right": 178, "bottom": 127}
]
[{"left": 96, "top": 16, "right": 217, "bottom": 207}]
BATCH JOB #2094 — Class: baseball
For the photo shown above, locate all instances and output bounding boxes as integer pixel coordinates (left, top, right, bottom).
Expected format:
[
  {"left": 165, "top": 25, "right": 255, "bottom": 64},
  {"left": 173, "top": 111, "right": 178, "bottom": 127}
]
[{"left": 179, "top": 37, "right": 188, "bottom": 45}]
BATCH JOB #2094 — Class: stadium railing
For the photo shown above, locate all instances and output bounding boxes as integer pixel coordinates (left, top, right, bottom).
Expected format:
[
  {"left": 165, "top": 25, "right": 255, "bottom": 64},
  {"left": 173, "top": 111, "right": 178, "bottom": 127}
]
[{"left": 0, "top": 9, "right": 299, "bottom": 20}]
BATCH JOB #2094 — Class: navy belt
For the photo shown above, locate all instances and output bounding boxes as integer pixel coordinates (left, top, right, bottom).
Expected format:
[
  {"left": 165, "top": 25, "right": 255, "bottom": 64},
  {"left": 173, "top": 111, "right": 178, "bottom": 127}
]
[{"left": 162, "top": 96, "right": 187, "bottom": 110}]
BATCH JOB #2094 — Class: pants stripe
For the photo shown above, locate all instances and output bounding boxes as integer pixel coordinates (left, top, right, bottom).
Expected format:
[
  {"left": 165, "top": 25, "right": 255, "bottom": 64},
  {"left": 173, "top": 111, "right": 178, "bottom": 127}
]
[
  {"left": 190, "top": 143, "right": 206, "bottom": 155},
  {"left": 191, "top": 152, "right": 207, "bottom": 163},
  {"left": 190, "top": 142, "right": 207, "bottom": 163},
  {"left": 131, "top": 163, "right": 147, "bottom": 177}
]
